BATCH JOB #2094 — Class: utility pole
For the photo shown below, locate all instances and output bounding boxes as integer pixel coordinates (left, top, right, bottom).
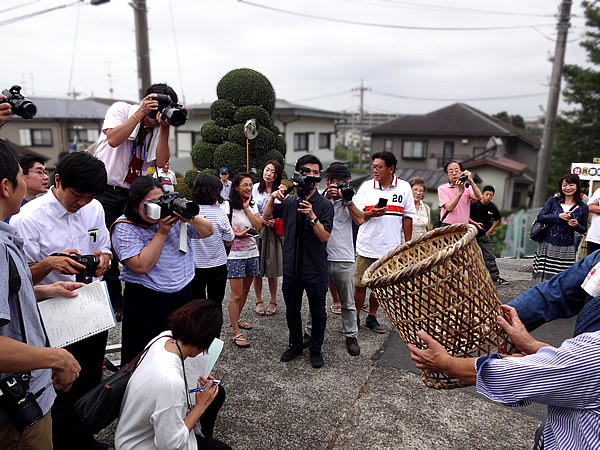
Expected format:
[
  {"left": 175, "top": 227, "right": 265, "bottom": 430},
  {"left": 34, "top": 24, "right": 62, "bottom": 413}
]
[
  {"left": 351, "top": 79, "right": 371, "bottom": 168},
  {"left": 533, "top": 0, "right": 572, "bottom": 208},
  {"left": 130, "top": 0, "right": 151, "bottom": 101}
]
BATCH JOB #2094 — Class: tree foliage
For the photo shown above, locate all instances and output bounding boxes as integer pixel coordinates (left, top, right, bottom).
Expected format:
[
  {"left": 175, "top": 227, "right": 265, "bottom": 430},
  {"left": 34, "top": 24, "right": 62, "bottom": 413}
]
[
  {"left": 551, "top": 1, "right": 600, "bottom": 194},
  {"left": 492, "top": 111, "right": 526, "bottom": 130}
]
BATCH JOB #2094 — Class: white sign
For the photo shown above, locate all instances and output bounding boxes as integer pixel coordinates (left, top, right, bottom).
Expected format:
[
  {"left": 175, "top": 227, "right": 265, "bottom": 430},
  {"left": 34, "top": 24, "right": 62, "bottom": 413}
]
[{"left": 571, "top": 163, "right": 600, "bottom": 180}]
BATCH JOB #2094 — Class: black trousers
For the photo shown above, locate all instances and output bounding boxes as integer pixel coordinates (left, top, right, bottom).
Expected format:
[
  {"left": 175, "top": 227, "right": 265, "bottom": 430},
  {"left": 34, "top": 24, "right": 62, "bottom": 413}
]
[
  {"left": 96, "top": 187, "right": 130, "bottom": 310},
  {"left": 282, "top": 273, "right": 328, "bottom": 353},
  {"left": 51, "top": 331, "right": 108, "bottom": 449},
  {"left": 121, "top": 282, "right": 193, "bottom": 366},
  {"left": 191, "top": 265, "right": 228, "bottom": 308}
]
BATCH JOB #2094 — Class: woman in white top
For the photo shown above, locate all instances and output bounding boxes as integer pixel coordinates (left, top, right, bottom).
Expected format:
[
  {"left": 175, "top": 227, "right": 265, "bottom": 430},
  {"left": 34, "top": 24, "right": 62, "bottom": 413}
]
[
  {"left": 402, "top": 177, "right": 430, "bottom": 243},
  {"left": 252, "top": 160, "right": 283, "bottom": 316},
  {"left": 226, "top": 173, "right": 262, "bottom": 348},
  {"left": 190, "top": 174, "right": 235, "bottom": 307},
  {"left": 115, "top": 299, "right": 230, "bottom": 450}
]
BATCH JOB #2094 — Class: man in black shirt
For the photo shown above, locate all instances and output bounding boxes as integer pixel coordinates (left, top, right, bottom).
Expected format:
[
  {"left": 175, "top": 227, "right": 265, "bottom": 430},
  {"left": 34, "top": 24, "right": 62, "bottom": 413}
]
[
  {"left": 469, "top": 185, "right": 508, "bottom": 285},
  {"left": 263, "top": 155, "right": 334, "bottom": 368}
]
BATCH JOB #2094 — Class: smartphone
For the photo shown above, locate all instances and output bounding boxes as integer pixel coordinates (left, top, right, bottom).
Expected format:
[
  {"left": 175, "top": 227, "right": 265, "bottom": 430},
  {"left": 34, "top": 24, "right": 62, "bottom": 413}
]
[{"left": 377, "top": 198, "right": 388, "bottom": 208}]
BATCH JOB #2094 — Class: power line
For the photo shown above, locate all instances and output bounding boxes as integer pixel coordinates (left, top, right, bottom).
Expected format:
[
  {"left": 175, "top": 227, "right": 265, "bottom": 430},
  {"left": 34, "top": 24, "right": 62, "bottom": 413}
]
[
  {"left": 0, "top": 0, "right": 42, "bottom": 15},
  {"left": 237, "top": 0, "right": 555, "bottom": 31},
  {"left": 0, "top": 0, "right": 83, "bottom": 26},
  {"left": 292, "top": 90, "right": 352, "bottom": 102},
  {"left": 372, "top": 90, "right": 548, "bottom": 102}
]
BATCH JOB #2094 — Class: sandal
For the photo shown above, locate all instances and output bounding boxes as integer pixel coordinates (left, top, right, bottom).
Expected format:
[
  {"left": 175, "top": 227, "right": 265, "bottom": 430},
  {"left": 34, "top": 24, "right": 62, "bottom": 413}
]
[
  {"left": 331, "top": 305, "right": 342, "bottom": 315},
  {"left": 265, "top": 303, "right": 277, "bottom": 316},
  {"left": 361, "top": 303, "right": 369, "bottom": 313},
  {"left": 233, "top": 334, "right": 250, "bottom": 348},
  {"left": 256, "top": 302, "right": 265, "bottom": 316},
  {"left": 238, "top": 319, "right": 253, "bottom": 330}
]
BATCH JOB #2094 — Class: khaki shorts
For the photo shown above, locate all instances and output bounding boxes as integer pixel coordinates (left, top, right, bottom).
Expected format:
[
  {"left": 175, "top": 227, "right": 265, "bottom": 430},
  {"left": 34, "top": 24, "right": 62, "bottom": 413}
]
[{"left": 354, "top": 254, "right": 379, "bottom": 287}]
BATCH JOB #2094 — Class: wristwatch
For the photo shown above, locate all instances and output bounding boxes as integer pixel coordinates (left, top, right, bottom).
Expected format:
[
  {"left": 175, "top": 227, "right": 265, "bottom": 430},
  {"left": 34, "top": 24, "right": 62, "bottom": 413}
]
[
  {"left": 309, "top": 218, "right": 318, "bottom": 227},
  {"left": 344, "top": 200, "right": 353, "bottom": 207}
]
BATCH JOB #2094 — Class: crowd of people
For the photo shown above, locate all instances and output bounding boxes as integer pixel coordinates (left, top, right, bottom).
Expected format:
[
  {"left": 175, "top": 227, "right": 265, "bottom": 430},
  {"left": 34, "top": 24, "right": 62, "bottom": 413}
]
[{"left": 2, "top": 83, "right": 600, "bottom": 449}]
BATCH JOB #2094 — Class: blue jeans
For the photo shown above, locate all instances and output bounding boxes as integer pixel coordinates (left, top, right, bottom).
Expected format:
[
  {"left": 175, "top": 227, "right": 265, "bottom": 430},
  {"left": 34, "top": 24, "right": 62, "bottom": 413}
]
[
  {"left": 282, "top": 273, "right": 328, "bottom": 353},
  {"left": 508, "top": 250, "right": 600, "bottom": 336}
]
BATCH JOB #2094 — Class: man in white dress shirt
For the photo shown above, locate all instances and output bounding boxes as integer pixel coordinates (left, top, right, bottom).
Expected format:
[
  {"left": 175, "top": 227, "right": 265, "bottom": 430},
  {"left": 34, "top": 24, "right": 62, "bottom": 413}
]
[{"left": 10, "top": 151, "right": 112, "bottom": 450}]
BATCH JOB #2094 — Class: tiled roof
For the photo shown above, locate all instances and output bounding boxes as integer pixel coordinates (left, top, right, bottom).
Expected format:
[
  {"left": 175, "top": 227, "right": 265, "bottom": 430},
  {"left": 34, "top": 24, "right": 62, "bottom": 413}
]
[
  {"left": 23, "top": 97, "right": 110, "bottom": 119},
  {"left": 462, "top": 157, "right": 528, "bottom": 174},
  {"left": 367, "top": 103, "right": 541, "bottom": 148}
]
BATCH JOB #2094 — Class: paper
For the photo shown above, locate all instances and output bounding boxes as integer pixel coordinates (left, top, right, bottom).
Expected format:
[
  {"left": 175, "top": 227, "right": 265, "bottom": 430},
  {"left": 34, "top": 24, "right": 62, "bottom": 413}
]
[
  {"left": 582, "top": 261, "right": 600, "bottom": 297},
  {"left": 185, "top": 338, "right": 223, "bottom": 385},
  {"left": 38, "top": 281, "right": 116, "bottom": 348}
]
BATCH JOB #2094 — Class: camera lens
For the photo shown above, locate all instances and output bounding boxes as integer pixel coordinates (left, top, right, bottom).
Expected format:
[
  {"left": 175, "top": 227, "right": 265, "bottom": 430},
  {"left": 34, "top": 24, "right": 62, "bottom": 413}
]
[
  {"left": 173, "top": 198, "right": 199, "bottom": 220},
  {"left": 15, "top": 101, "right": 37, "bottom": 119}
]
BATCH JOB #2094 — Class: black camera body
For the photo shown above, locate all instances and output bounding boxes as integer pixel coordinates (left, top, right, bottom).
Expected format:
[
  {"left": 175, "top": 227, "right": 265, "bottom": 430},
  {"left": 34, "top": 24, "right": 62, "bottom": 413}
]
[
  {"left": 0, "top": 85, "right": 37, "bottom": 119},
  {"left": 144, "top": 192, "right": 199, "bottom": 220},
  {"left": 289, "top": 167, "right": 322, "bottom": 200},
  {"left": 335, "top": 181, "right": 355, "bottom": 202},
  {"left": 68, "top": 254, "right": 100, "bottom": 284},
  {"left": 0, "top": 372, "right": 43, "bottom": 434},
  {"left": 148, "top": 93, "right": 187, "bottom": 127},
  {"left": 457, "top": 174, "right": 470, "bottom": 188}
]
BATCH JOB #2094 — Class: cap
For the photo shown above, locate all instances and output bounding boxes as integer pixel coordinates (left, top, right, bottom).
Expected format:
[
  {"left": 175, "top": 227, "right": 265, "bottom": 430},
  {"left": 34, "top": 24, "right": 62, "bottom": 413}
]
[{"left": 220, "top": 167, "right": 229, "bottom": 174}]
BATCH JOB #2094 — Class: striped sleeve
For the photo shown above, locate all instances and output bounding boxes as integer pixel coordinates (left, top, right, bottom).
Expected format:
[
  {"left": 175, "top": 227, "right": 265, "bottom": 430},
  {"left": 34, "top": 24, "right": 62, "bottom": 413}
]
[{"left": 111, "top": 222, "right": 146, "bottom": 262}]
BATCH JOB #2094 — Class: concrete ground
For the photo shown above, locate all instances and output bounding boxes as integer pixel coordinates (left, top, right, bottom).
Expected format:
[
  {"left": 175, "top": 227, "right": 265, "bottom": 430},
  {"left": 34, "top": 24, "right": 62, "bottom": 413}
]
[{"left": 98, "top": 258, "right": 566, "bottom": 449}]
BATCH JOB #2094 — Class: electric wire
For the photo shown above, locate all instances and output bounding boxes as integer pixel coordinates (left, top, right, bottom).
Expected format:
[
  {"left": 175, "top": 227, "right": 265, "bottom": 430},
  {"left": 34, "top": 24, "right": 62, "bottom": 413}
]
[
  {"left": 168, "top": 0, "right": 186, "bottom": 104},
  {"left": 0, "top": 0, "right": 83, "bottom": 27},
  {"left": 292, "top": 90, "right": 352, "bottom": 102},
  {"left": 0, "top": 0, "right": 42, "bottom": 15},
  {"left": 372, "top": 90, "right": 548, "bottom": 102}
]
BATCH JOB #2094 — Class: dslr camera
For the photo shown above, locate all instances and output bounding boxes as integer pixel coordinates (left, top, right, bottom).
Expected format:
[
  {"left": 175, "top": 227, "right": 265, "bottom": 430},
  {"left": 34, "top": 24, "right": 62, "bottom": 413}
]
[
  {"left": 334, "top": 181, "right": 355, "bottom": 202},
  {"left": 286, "top": 166, "right": 322, "bottom": 200},
  {"left": 144, "top": 192, "right": 199, "bottom": 220},
  {"left": 457, "top": 174, "right": 470, "bottom": 188},
  {"left": 0, "top": 85, "right": 37, "bottom": 119},
  {"left": 148, "top": 94, "right": 187, "bottom": 127},
  {"left": 51, "top": 253, "right": 100, "bottom": 284},
  {"left": 0, "top": 372, "right": 44, "bottom": 434}
]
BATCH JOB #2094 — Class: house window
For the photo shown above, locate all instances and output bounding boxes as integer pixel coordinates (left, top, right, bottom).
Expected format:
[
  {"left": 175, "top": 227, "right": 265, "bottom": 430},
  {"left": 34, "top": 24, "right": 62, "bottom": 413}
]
[
  {"left": 20, "top": 129, "right": 52, "bottom": 147},
  {"left": 68, "top": 128, "right": 99, "bottom": 143},
  {"left": 442, "top": 141, "right": 454, "bottom": 165},
  {"left": 384, "top": 139, "right": 393, "bottom": 151},
  {"left": 294, "top": 133, "right": 309, "bottom": 152},
  {"left": 318, "top": 133, "right": 331, "bottom": 149},
  {"left": 402, "top": 140, "right": 427, "bottom": 159}
]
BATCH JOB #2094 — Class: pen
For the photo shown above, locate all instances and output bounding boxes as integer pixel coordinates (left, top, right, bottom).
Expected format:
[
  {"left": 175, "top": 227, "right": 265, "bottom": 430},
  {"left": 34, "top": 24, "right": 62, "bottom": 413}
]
[{"left": 189, "top": 380, "right": 220, "bottom": 393}]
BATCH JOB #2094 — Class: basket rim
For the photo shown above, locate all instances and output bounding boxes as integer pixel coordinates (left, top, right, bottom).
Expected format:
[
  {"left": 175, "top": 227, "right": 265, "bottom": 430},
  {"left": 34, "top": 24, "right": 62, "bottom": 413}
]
[{"left": 361, "top": 223, "right": 478, "bottom": 289}]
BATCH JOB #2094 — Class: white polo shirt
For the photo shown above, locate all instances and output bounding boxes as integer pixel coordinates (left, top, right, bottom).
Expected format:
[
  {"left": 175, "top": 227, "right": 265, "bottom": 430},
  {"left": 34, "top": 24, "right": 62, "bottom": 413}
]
[
  {"left": 354, "top": 176, "right": 416, "bottom": 259},
  {"left": 9, "top": 188, "right": 111, "bottom": 285}
]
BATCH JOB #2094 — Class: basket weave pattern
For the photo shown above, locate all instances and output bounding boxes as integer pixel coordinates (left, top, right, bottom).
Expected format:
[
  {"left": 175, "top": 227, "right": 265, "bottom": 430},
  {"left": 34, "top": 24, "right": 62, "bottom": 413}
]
[{"left": 362, "top": 224, "right": 509, "bottom": 389}]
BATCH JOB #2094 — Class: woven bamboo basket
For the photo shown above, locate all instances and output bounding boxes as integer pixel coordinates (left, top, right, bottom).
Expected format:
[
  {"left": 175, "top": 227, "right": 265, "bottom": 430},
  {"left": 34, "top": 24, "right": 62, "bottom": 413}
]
[{"left": 362, "top": 223, "right": 510, "bottom": 390}]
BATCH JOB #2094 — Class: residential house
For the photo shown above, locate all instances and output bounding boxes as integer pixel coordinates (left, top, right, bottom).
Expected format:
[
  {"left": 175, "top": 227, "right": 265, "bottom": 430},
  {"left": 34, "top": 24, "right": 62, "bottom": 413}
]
[
  {"left": 366, "top": 103, "right": 540, "bottom": 211},
  {"left": 177, "top": 99, "right": 340, "bottom": 168}
]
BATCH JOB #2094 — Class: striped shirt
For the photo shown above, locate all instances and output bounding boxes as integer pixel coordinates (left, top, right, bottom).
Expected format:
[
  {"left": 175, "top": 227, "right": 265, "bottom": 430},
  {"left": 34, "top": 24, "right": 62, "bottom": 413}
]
[
  {"left": 476, "top": 332, "right": 600, "bottom": 449},
  {"left": 111, "top": 217, "right": 198, "bottom": 293},
  {"left": 191, "top": 204, "right": 234, "bottom": 269}
]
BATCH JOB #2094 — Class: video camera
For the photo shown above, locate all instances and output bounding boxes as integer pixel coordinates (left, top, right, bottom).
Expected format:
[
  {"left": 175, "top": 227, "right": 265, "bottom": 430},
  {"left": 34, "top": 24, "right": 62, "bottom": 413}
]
[
  {"left": 0, "top": 85, "right": 36, "bottom": 119},
  {"left": 148, "top": 93, "right": 187, "bottom": 127},
  {"left": 0, "top": 372, "right": 44, "bottom": 434},
  {"left": 284, "top": 166, "right": 322, "bottom": 200},
  {"left": 143, "top": 192, "right": 199, "bottom": 220},
  {"left": 334, "top": 181, "right": 355, "bottom": 202}
]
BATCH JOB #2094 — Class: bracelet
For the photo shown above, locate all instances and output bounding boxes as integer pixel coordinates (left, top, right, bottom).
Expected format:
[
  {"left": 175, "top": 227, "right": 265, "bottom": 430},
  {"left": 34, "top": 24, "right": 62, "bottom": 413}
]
[{"left": 131, "top": 113, "right": 141, "bottom": 124}]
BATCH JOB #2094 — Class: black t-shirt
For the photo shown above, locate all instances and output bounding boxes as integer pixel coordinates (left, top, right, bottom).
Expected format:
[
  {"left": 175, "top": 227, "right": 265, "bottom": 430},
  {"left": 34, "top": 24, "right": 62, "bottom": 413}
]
[
  {"left": 470, "top": 200, "right": 501, "bottom": 236},
  {"left": 273, "top": 191, "right": 334, "bottom": 279}
]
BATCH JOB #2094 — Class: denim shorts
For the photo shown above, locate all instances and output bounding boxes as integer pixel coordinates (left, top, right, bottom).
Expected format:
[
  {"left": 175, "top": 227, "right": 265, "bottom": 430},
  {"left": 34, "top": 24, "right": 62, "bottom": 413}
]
[{"left": 227, "top": 257, "right": 260, "bottom": 279}]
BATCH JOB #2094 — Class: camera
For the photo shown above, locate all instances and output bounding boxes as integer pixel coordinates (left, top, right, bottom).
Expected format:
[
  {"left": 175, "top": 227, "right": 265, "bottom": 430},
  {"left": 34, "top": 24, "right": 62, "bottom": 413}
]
[
  {"left": 457, "top": 174, "right": 470, "bottom": 188},
  {"left": 335, "top": 181, "right": 355, "bottom": 202},
  {"left": 287, "top": 166, "right": 322, "bottom": 199},
  {"left": 148, "top": 93, "right": 187, "bottom": 127},
  {"left": 0, "top": 85, "right": 37, "bottom": 119},
  {"left": 144, "top": 192, "right": 199, "bottom": 220},
  {"left": 69, "top": 254, "right": 100, "bottom": 284},
  {"left": 0, "top": 372, "right": 44, "bottom": 434}
]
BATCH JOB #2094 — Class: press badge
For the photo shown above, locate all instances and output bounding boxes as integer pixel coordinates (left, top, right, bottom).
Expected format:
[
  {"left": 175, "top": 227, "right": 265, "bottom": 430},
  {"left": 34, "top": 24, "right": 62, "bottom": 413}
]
[{"left": 88, "top": 229, "right": 98, "bottom": 244}]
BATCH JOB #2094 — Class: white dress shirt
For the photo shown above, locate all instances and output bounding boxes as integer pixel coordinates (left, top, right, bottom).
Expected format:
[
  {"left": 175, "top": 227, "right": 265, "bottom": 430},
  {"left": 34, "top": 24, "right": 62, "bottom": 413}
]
[{"left": 9, "top": 188, "right": 111, "bottom": 285}]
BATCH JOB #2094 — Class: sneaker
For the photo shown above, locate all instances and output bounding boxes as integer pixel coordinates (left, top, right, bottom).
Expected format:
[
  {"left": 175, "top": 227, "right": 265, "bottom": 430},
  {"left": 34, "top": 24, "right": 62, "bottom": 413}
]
[
  {"left": 365, "top": 315, "right": 386, "bottom": 334},
  {"left": 309, "top": 351, "right": 324, "bottom": 368},
  {"left": 302, "top": 333, "right": 311, "bottom": 349},
  {"left": 495, "top": 277, "right": 509, "bottom": 285},
  {"left": 346, "top": 337, "right": 360, "bottom": 356},
  {"left": 281, "top": 347, "right": 302, "bottom": 362}
]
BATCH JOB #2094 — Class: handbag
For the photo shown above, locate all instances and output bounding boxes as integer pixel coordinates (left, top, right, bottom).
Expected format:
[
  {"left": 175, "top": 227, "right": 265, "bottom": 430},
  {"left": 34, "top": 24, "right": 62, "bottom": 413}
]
[
  {"left": 529, "top": 220, "right": 549, "bottom": 241},
  {"left": 274, "top": 218, "right": 284, "bottom": 236},
  {"left": 74, "top": 334, "right": 169, "bottom": 434}
]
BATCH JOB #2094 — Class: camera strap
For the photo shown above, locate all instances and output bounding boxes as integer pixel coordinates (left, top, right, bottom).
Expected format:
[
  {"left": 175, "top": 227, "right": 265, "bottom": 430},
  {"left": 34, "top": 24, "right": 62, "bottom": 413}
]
[{"left": 7, "top": 251, "right": 27, "bottom": 345}]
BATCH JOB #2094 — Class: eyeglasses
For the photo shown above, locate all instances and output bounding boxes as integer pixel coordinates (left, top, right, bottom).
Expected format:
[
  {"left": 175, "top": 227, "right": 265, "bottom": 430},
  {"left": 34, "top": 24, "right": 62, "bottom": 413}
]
[
  {"left": 372, "top": 165, "right": 387, "bottom": 171},
  {"left": 32, "top": 169, "right": 48, "bottom": 177}
]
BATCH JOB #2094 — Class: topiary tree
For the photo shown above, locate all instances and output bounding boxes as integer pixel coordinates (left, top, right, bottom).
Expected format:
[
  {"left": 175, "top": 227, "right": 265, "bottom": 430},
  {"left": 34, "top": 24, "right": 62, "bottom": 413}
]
[{"left": 190, "top": 68, "right": 286, "bottom": 180}]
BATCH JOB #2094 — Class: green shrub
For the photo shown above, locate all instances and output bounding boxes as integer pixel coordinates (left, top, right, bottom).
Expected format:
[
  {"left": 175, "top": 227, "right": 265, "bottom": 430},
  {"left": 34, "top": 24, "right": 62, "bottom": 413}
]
[
  {"left": 174, "top": 177, "right": 190, "bottom": 199},
  {"left": 216, "top": 68, "right": 276, "bottom": 114},
  {"left": 491, "top": 223, "right": 507, "bottom": 256},
  {"left": 213, "top": 142, "right": 246, "bottom": 176},
  {"left": 273, "top": 135, "right": 286, "bottom": 156},
  {"left": 233, "top": 105, "right": 273, "bottom": 128},
  {"left": 258, "top": 149, "right": 284, "bottom": 170},
  {"left": 269, "top": 124, "right": 281, "bottom": 136},
  {"left": 191, "top": 141, "right": 217, "bottom": 171},
  {"left": 199, "top": 168, "right": 218, "bottom": 176},
  {"left": 215, "top": 117, "right": 233, "bottom": 128},
  {"left": 183, "top": 170, "right": 200, "bottom": 189},
  {"left": 210, "top": 99, "right": 237, "bottom": 121},
  {"left": 200, "top": 121, "right": 227, "bottom": 144}
]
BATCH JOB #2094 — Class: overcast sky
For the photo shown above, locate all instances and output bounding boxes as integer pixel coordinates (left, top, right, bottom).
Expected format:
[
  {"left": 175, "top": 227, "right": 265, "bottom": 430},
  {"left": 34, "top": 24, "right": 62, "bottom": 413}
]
[{"left": 0, "top": 0, "right": 592, "bottom": 120}]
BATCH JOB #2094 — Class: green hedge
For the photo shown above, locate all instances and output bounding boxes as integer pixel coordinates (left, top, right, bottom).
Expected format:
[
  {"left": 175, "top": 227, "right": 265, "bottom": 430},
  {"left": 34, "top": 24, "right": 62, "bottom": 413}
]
[
  {"left": 200, "top": 120, "right": 227, "bottom": 144},
  {"left": 216, "top": 68, "right": 276, "bottom": 114},
  {"left": 233, "top": 105, "right": 273, "bottom": 128},
  {"left": 210, "top": 99, "right": 237, "bottom": 121},
  {"left": 213, "top": 142, "right": 247, "bottom": 176},
  {"left": 191, "top": 141, "right": 217, "bottom": 171}
]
